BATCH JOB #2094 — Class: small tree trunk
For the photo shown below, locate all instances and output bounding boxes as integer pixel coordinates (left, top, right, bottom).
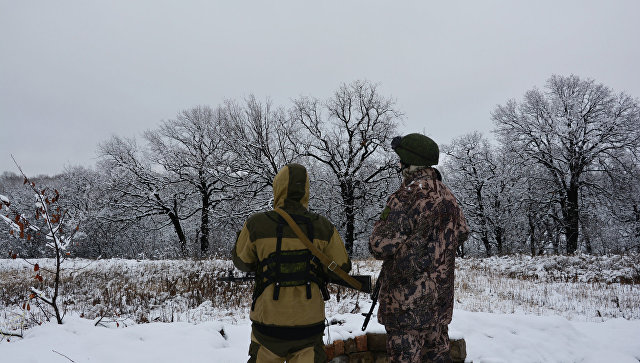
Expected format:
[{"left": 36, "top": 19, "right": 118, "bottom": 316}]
[
  {"left": 634, "top": 205, "right": 640, "bottom": 253},
  {"left": 341, "top": 182, "right": 356, "bottom": 256},
  {"left": 481, "top": 231, "right": 492, "bottom": 257},
  {"left": 565, "top": 183, "right": 580, "bottom": 254},
  {"left": 199, "top": 177, "right": 212, "bottom": 255},
  {"left": 495, "top": 227, "right": 504, "bottom": 255},
  {"left": 344, "top": 207, "right": 355, "bottom": 256},
  {"left": 582, "top": 217, "right": 593, "bottom": 254},
  {"left": 167, "top": 208, "right": 187, "bottom": 256},
  {"left": 200, "top": 199, "right": 210, "bottom": 255},
  {"left": 528, "top": 213, "right": 536, "bottom": 256},
  {"left": 53, "top": 248, "right": 63, "bottom": 324},
  {"left": 553, "top": 231, "right": 560, "bottom": 255}
]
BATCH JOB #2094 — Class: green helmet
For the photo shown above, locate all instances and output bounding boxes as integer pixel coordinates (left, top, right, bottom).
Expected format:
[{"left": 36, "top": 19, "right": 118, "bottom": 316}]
[{"left": 391, "top": 133, "right": 439, "bottom": 166}]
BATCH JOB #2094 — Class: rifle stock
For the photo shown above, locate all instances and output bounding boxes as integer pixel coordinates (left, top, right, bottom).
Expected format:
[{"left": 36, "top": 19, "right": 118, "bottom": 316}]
[
  {"left": 328, "top": 275, "right": 372, "bottom": 294},
  {"left": 217, "top": 273, "right": 254, "bottom": 282},
  {"left": 219, "top": 272, "right": 371, "bottom": 293}
]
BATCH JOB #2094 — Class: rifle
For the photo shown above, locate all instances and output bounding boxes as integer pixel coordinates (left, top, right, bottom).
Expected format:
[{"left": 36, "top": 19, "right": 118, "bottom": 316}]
[
  {"left": 218, "top": 271, "right": 255, "bottom": 282},
  {"left": 361, "top": 274, "right": 381, "bottom": 331},
  {"left": 219, "top": 270, "right": 372, "bottom": 293}
]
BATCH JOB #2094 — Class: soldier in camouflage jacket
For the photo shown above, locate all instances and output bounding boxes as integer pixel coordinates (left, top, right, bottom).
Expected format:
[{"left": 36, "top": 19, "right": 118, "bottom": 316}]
[{"left": 370, "top": 133, "right": 469, "bottom": 363}]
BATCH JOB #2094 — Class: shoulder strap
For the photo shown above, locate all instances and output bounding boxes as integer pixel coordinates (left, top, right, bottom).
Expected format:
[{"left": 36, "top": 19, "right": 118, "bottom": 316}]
[{"left": 273, "top": 208, "right": 363, "bottom": 291}]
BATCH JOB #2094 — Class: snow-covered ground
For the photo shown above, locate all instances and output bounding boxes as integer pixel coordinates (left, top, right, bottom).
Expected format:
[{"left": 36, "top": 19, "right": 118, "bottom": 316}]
[
  {"left": 1, "top": 255, "right": 639, "bottom": 362},
  {"left": 2, "top": 309, "right": 640, "bottom": 362}
]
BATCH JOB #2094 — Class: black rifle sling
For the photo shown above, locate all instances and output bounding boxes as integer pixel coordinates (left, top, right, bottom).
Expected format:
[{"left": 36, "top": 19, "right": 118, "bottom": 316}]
[{"left": 272, "top": 221, "right": 284, "bottom": 300}]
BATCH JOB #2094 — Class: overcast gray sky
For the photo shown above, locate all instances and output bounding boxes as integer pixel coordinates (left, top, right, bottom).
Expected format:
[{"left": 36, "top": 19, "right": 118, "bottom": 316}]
[{"left": 2, "top": 1, "right": 639, "bottom": 176}]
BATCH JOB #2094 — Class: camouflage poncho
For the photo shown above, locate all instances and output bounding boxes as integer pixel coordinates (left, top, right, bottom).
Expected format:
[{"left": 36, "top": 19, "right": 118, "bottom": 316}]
[{"left": 369, "top": 167, "right": 469, "bottom": 329}]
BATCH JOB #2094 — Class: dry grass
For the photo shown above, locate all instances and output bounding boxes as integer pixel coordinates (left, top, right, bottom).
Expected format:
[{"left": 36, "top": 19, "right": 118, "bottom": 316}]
[
  {"left": 1, "top": 255, "right": 638, "bottom": 336},
  {"left": 455, "top": 256, "right": 640, "bottom": 321},
  {"left": 0, "top": 259, "right": 253, "bottom": 329}
]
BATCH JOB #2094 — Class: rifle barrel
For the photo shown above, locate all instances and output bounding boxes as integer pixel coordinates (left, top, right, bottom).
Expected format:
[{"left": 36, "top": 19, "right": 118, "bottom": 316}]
[
  {"left": 361, "top": 275, "right": 382, "bottom": 331},
  {"left": 218, "top": 273, "right": 371, "bottom": 294}
]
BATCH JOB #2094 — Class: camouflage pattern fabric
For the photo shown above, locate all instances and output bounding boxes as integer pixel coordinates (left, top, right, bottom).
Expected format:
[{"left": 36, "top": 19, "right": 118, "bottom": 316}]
[
  {"left": 386, "top": 325, "right": 451, "bottom": 363},
  {"left": 369, "top": 167, "right": 469, "bottom": 329}
]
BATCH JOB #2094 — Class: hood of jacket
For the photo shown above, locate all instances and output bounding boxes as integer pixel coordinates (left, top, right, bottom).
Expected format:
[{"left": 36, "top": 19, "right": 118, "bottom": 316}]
[{"left": 273, "top": 163, "right": 310, "bottom": 211}]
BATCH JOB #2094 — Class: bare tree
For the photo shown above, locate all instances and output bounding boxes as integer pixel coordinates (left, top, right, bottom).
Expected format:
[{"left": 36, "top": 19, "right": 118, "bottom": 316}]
[
  {"left": 580, "top": 150, "right": 640, "bottom": 254},
  {"left": 291, "top": 80, "right": 400, "bottom": 255},
  {"left": 493, "top": 74, "right": 640, "bottom": 254},
  {"left": 442, "top": 132, "right": 522, "bottom": 256},
  {"left": 98, "top": 136, "right": 192, "bottom": 256},
  {"left": 145, "top": 105, "right": 241, "bottom": 255},
  {"left": 221, "top": 96, "right": 302, "bottom": 194},
  {"left": 443, "top": 133, "right": 495, "bottom": 256},
  {"left": 519, "top": 163, "right": 559, "bottom": 256}
]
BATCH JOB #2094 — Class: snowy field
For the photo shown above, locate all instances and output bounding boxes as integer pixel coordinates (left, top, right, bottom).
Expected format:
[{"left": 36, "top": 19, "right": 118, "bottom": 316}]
[{"left": 1, "top": 255, "right": 639, "bottom": 362}]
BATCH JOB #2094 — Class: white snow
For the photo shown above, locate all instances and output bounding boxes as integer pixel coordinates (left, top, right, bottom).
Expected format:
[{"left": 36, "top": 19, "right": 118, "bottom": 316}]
[
  {"left": 1, "top": 310, "right": 639, "bottom": 363},
  {"left": 29, "top": 287, "right": 53, "bottom": 305},
  {"left": 0, "top": 314, "right": 246, "bottom": 363},
  {"left": 1, "top": 256, "right": 638, "bottom": 362},
  {"left": 450, "top": 310, "right": 640, "bottom": 363},
  {"left": 0, "top": 213, "right": 15, "bottom": 226}
]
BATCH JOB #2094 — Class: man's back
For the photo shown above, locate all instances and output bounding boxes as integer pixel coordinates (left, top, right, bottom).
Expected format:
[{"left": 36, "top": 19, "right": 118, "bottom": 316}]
[
  {"left": 233, "top": 163, "right": 350, "bottom": 334},
  {"left": 370, "top": 167, "right": 468, "bottom": 328},
  {"left": 235, "top": 208, "right": 349, "bottom": 328}
]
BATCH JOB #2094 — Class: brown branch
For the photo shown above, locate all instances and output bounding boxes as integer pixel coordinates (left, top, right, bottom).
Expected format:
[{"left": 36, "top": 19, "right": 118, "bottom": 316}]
[
  {"left": 0, "top": 330, "right": 23, "bottom": 338},
  {"left": 52, "top": 350, "right": 75, "bottom": 362}
]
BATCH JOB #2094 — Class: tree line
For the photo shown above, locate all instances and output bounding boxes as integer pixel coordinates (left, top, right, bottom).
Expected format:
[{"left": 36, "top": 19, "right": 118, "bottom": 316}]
[
  {"left": 2, "top": 81, "right": 399, "bottom": 259},
  {"left": 444, "top": 75, "right": 640, "bottom": 256},
  {"left": 1, "top": 76, "right": 639, "bottom": 259}
]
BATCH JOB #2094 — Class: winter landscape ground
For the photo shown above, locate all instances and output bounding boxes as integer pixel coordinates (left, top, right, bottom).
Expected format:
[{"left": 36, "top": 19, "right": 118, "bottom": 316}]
[{"left": 1, "top": 255, "right": 639, "bottom": 363}]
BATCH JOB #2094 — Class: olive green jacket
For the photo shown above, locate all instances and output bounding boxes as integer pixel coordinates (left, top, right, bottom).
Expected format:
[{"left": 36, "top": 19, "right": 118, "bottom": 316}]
[{"left": 233, "top": 164, "right": 351, "bottom": 330}]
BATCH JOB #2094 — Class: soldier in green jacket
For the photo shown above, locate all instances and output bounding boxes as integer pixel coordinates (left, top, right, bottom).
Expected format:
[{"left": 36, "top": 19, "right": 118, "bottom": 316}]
[
  {"left": 370, "top": 134, "right": 469, "bottom": 363},
  {"left": 233, "top": 163, "right": 351, "bottom": 363}
]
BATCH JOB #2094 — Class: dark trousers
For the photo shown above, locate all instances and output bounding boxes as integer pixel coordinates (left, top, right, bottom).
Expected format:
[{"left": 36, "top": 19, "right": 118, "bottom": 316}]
[{"left": 248, "top": 328, "right": 326, "bottom": 363}]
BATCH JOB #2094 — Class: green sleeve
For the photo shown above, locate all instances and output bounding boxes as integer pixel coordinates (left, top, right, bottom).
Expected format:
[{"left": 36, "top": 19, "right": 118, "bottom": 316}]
[
  {"left": 232, "top": 223, "right": 257, "bottom": 272},
  {"left": 324, "top": 227, "right": 352, "bottom": 279}
]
